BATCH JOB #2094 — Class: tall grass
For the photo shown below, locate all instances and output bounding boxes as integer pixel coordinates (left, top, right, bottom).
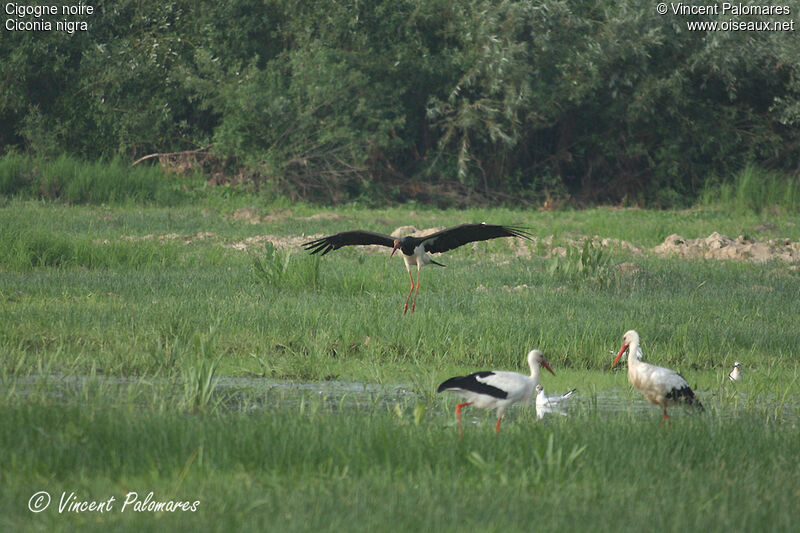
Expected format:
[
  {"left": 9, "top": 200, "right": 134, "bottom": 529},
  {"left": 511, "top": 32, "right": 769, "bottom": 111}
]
[
  {"left": 0, "top": 152, "right": 194, "bottom": 205},
  {"left": 1, "top": 386, "right": 799, "bottom": 532},
  {"left": 701, "top": 164, "right": 800, "bottom": 214},
  {"left": 0, "top": 220, "right": 183, "bottom": 270},
  {"left": 2, "top": 243, "right": 798, "bottom": 382}
]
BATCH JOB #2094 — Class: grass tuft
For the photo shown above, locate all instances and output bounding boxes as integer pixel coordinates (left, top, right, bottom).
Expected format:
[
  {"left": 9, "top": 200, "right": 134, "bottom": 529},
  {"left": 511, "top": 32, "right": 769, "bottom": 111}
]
[
  {"left": 548, "top": 238, "right": 617, "bottom": 288},
  {"left": 701, "top": 164, "right": 800, "bottom": 214},
  {"left": 252, "top": 242, "right": 321, "bottom": 291}
]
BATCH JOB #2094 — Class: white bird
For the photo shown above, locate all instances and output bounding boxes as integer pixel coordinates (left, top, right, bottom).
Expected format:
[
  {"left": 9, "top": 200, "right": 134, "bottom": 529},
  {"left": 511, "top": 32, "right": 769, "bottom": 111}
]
[
  {"left": 612, "top": 330, "right": 704, "bottom": 422},
  {"left": 437, "top": 349, "right": 556, "bottom": 433},
  {"left": 728, "top": 362, "right": 742, "bottom": 382},
  {"left": 535, "top": 384, "right": 576, "bottom": 419}
]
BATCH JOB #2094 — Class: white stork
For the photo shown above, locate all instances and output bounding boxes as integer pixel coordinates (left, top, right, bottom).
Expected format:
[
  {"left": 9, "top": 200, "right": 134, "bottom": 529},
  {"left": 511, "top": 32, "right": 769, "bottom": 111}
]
[
  {"left": 437, "top": 349, "right": 555, "bottom": 434},
  {"left": 612, "top": 330, "right": 704, "bottom": 422},
  {"left": 535, "top": 384, "right": 576, "bottom": 419},
  {"left": 728, "top": 362, "right": 742, "bottom": 382},
  {"left": 303, "top": 223, "right": 531, "bottom": 314}
]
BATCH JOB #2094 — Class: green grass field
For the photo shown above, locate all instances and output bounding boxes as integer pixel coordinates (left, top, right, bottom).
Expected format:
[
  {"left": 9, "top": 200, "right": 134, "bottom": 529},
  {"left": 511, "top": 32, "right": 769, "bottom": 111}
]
[{"left": 2, "top": 197, "right": 799, "bottom": 531}]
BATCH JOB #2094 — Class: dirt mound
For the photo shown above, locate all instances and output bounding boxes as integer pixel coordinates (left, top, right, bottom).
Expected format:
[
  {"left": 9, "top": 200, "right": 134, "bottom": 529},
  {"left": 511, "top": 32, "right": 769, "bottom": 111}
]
[
  {"left": 654, "top": 232, "right": 800, "bottom": 263},
  {"left": 225, "top": 234, "right": 310, "bottom": 251},
  {"left": 225, "top": 208, "right": 346, "bottom": 225},
  {"left": 541, "top": 235, "right": 644, "bottom": 259},
  {"left": 229, "top": 223, "right": 433, "bottom": 253},
  {"left": 304, "top": 213, "right": 347, "bottom": 221},
  {"left": 615, "top": 262, "right": 643, "bottom": 275},
  {"left": 121, "top": 232, "right": 216, "bottom": 244},
  {"left": 226, "top": 208, "right": 295, "bottom": 225},
  {"left": 118, "top": 222, "right": 799, "bottom": 265}
]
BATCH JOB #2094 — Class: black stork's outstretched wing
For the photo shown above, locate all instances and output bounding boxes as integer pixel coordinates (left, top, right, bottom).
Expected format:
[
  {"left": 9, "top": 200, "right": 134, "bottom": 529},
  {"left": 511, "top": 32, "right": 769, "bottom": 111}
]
[
  {"left": 419, "top": 223, "right": 532, "bottom": 254},
  {"left": 302, "top": 230, "right": 395, "bottom": 256}
]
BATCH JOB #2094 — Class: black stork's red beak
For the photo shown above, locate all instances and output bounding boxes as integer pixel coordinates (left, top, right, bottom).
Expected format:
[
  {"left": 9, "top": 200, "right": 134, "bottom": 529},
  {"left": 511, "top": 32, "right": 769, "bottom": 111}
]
[
  {"left": 612, "top": 344, "right": 629, "bottom": 368},
  {"left": 390, "top": 240, "right": 401, "bottom": 258}
]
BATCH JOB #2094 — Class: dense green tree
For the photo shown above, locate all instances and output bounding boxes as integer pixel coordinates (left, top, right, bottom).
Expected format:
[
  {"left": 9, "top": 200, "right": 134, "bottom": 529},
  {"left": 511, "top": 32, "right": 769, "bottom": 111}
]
[{"left": 1, "top": 0, "right": 798, "bottom": 204}]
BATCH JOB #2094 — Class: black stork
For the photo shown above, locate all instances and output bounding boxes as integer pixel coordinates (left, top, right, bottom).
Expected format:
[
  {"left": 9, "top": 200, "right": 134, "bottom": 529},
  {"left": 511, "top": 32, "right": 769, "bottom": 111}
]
[
  {"left": 302, "top": 223, "right": 532, "bottom": 314},
  {"left": 437, "top": 349, "right": 556, "bottom": 434}
]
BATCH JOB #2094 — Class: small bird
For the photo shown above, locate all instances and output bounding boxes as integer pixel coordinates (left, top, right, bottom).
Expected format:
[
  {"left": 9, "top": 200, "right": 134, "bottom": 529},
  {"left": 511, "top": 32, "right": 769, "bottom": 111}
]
[
  {"left": 437, "top": 349, "right": 555, "bottom": 434},
  {"left": 728, "top": 361, "right": 742, "bottom": 382},
  {"left": 303, "top": 223, "right": 532, "bottom": 314},
  {"left": 535, "top": 384, "right": 576, "bottom": 419},
  {"left": 612, "top": 330, "right": 704, "bottom": 423}
]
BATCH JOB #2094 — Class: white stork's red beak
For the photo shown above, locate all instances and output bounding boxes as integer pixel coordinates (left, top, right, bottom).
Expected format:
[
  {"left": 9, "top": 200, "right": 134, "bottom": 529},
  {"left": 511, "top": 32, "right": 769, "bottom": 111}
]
[
  {"left": 390, "top": 240, "right": 400, "bottom": 258},
  {"left": 613, "top": 344, "right": 629, "bottom": 367},
  {"left": 541, "top": 358, "right": 556, "bottom": 376}
]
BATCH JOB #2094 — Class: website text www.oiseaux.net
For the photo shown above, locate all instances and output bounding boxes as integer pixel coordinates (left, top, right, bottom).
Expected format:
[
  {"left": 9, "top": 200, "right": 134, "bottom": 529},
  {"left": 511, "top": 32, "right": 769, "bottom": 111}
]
[{"left": 657, "top": 2, "right": 795, "bottom": 32}]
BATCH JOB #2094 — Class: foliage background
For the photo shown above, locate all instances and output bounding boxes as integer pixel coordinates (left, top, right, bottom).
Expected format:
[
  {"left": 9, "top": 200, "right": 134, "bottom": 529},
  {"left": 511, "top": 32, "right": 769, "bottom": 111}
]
[{"left": 2, "top": 0, "right": 799, "bottom": 205}]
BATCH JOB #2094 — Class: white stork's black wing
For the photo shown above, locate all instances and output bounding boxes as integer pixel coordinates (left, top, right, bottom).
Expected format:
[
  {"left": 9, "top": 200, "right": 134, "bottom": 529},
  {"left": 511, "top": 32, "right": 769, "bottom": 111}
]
[
  {"left": 302, "top": 230, "right": 395, "bottom": 256},
  {"left": 437, "top": 372, "right": 509, "bottom": 399},
  {"left": 421, "top": 223, "right": 532, "bottom": 254}
]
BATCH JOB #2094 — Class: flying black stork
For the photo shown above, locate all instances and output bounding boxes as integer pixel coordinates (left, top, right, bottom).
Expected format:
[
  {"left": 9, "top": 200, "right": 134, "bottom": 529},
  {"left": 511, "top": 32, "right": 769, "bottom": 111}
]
[
  {"left": 302, "top": 223, "right": 532, "bottom": 314},
  {"left": 612, "top": 330, "right": 704, "bottom": 424},
  {"left": 437, "top": 349, "right": 555, "bottom": 434}
]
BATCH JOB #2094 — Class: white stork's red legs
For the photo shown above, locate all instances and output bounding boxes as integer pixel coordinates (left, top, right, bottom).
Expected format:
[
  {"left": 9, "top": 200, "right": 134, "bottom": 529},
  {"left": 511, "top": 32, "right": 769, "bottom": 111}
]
[
  {"left": 303, "top": 223, "right": 532, "bottom": 314},
  {"left": 455, "top": 401, "right": 471, "bottom": 430},
  {"left": 437, "top": 349, "right": 556, "bottom": 434},
  {"left": 613, "top": 330, "right": 704, "bottom": 425}
]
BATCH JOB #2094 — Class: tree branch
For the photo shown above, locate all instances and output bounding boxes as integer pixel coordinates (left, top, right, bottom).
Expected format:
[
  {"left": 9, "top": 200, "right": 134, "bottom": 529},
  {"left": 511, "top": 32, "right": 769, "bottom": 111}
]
[{"left": 130, "top": 144, "right": 215, "bottom": 167}]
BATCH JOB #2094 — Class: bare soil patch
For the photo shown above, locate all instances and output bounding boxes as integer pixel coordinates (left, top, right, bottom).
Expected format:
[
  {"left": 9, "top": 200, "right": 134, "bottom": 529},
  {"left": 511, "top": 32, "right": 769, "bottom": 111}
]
[
  {"left": 120, "top": 224, "right": 800, "bottom": 263},
  {"left": 224, "top": 208, "right": 347, "bottom": 225},
  {"left": 654, "top": 232, "right": 800, "bottom": 263}
]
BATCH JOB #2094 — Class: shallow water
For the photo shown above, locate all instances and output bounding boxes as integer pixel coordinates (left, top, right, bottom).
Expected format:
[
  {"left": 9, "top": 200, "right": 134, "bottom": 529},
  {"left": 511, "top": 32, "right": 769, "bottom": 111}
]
[
  {"left": 2, "top": 373, "right": 797, "bottom": 422},
  {"left": 0, "top": 373, "right": 416, "bottom": 412}
]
